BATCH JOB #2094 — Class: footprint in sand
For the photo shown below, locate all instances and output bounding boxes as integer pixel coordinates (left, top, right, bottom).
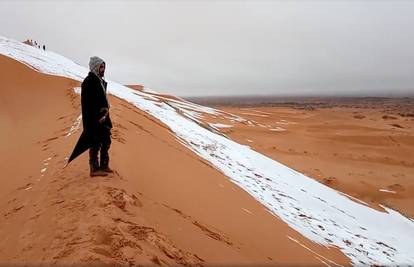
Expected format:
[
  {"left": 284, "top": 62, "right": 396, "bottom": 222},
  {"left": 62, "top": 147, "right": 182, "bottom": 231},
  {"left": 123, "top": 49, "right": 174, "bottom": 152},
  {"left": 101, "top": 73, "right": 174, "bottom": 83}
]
[
  {"left": 322, "top": 176, "right": 337, "bottom": 185},
  {"left": 4, "top": 205, "right": 25, "bottom": 217},
  {"left": 164, "top": 204, "right": 234, "bottom": 247},
  {"left": 16, "top": 183, "right": 33, "bottom": 191},
  {"left": 386, "top": 183, "right": 405, "bottom": 192},
  {"left": 105, "top": 187, "right": 143, "bottom": 211},
  {"left": 87, "top": 219, "right": 204, "bottom": 266}
]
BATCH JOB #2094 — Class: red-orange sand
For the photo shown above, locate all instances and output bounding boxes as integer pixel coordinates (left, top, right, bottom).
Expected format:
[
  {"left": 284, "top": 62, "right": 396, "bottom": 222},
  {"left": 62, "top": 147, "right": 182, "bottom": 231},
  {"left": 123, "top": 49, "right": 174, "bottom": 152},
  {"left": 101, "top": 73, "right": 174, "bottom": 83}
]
[{"left": 0, "top": 55, "right": 350, "bottom": 265}]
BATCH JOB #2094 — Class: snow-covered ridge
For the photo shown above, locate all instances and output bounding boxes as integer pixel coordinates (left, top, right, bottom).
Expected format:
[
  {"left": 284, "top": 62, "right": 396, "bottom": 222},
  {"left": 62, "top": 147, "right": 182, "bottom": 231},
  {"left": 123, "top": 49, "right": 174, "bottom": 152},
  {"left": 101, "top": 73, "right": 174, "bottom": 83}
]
[{"left": 1, "top": 35, "right": 413, "bottom": 265}]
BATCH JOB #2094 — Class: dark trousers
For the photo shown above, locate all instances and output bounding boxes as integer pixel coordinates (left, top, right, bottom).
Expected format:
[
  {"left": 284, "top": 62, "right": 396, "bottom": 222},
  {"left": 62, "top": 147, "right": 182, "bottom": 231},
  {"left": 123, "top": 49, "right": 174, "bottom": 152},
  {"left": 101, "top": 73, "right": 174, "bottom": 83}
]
[{"left": 89, "top": 129, "right": 111, "bottom": 169}]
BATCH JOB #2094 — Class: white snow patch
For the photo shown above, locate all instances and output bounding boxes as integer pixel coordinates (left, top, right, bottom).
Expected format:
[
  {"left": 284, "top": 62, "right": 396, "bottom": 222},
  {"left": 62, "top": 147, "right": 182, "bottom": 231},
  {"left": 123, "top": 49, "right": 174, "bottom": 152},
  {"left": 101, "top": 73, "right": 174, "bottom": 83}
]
[
  {"left": 240, "top": 112, "right": 270, "bottom": 117},
  {"left": 40, "top": 168, "right": 47, "bottom": 173},
  {"left": 338, "top": 192, "right": 369, "bottom": 206},
  {"left": 73, "top": 87, "right": 81, "bottom": 94},
  {"left": 210, "top": 123, "right": 233, "bottom": 128},
  {"left": 276, "top": 120, "right": 297, "bottom": 125},
  {"left": 379, "top": 189, "right": 397, "bottom": 194},
  {"left": 66, "top": 113, "right": 82, "bottom": 137},
  {"left": 269, "top": 127, "right": 286, "bottom": 132}
]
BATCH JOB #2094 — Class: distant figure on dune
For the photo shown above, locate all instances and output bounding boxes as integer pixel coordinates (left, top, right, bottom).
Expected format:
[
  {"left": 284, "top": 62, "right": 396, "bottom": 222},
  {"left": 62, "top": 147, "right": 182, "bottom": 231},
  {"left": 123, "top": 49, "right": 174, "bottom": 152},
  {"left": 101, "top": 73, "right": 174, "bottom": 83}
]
[
  {"left": 81, "top": 56, "right": 114, "bottom": 177},
  {"left": 42, "top": 45, "right": 45, "bottom": 50}
]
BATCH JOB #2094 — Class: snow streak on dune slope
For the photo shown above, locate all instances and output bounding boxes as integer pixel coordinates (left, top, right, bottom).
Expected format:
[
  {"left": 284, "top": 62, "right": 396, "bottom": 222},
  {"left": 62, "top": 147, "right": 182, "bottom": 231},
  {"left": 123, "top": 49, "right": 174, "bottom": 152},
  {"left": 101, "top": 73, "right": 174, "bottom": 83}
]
[{"left": 1, "top": 35, "right": 414, "bottom": 265}]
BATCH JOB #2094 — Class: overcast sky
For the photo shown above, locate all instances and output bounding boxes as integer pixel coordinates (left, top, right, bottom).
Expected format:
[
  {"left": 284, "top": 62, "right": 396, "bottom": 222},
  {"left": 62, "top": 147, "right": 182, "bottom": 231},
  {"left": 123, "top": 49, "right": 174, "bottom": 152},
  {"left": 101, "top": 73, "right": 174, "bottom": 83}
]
[{"left": 1, "top": 0, "right": 414, "bottom": 97}]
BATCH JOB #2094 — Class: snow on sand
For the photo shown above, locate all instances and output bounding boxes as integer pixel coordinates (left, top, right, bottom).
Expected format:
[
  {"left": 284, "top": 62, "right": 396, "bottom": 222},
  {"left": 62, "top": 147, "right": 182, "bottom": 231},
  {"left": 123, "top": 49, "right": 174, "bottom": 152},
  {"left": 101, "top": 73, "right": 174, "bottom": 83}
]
[{"left": 1, "top": 35, "right": 413, "bottom": 265}]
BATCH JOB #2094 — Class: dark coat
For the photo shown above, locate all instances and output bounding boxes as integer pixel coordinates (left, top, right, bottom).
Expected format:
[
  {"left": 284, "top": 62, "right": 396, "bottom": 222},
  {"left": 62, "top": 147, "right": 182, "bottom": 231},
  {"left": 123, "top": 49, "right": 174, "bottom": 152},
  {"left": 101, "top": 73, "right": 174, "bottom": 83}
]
[{"left": 81, "top": 72, "right": 112, "bottom": 134}]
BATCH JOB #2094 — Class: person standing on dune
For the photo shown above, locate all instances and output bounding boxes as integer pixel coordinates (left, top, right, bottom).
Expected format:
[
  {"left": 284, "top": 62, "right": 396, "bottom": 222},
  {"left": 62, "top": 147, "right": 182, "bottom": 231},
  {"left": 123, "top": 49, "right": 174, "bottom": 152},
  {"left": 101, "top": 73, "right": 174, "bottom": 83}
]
[{"left": 81, "top": 56, "right": 113, "bottom": 177}]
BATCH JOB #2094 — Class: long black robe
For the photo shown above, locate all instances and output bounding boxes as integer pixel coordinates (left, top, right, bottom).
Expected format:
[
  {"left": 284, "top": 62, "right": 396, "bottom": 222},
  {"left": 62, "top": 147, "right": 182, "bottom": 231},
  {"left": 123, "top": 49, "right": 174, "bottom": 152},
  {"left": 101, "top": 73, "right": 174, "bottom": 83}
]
[{"left": 66, "top": 72, "right": 112, "bottom": 165}]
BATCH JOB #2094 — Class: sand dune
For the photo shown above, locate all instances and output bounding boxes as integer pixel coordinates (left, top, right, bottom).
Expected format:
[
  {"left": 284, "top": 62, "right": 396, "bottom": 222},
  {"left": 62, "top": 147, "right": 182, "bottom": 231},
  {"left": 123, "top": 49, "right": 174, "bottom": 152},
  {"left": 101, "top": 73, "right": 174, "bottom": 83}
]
[
  {"left": 214, "top": 105, "right": 414, "bottom": 218},
  {"left": 1, "top": 35, "right": 414, "bottom": 265},
  {"left": 0, "top": 53, "right": 348, "bottom": 265}
]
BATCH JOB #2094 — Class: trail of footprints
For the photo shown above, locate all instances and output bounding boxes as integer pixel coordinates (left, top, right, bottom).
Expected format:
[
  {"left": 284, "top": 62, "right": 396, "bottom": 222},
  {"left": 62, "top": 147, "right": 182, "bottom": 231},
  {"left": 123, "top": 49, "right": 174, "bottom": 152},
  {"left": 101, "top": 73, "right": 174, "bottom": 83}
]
[
  {"left": 5, "top": 166, "right": 235, "bottom": 266},
  {"left": 2, "top": 103, "right": 235, "bottom": 265},
  {"left": 3, "top": 153, "right": 209, "bottom": 265},
  {"left": 47, "top": 172, "right": 206, "bottom": 266},
  {"left": 10, "top": 157, "right": 224, "bottom": 266}
]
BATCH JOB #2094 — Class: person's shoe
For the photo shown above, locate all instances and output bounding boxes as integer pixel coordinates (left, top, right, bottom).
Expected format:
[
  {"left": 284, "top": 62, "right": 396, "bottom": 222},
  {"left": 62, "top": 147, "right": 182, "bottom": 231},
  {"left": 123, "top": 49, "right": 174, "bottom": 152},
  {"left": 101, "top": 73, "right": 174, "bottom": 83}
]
[
  {"left": 101, "top": 166, "right": 114, "bottom": 173},
  {"left": 100, "top": 159, "right": 114, "bottom": 173},
  {"left": 90, "top": 169, "right": 109, "bottom": 177},
  {"left": 90, "top": 163, "right": 108, "bottom": 177}
]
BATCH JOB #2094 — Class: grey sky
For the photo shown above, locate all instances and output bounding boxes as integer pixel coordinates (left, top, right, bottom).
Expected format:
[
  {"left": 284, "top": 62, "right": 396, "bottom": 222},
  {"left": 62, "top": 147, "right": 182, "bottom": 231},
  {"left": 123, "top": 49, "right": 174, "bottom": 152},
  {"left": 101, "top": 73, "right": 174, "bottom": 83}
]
[{"left": 1, "top": 0, "right": 414, "bottom": 97}]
